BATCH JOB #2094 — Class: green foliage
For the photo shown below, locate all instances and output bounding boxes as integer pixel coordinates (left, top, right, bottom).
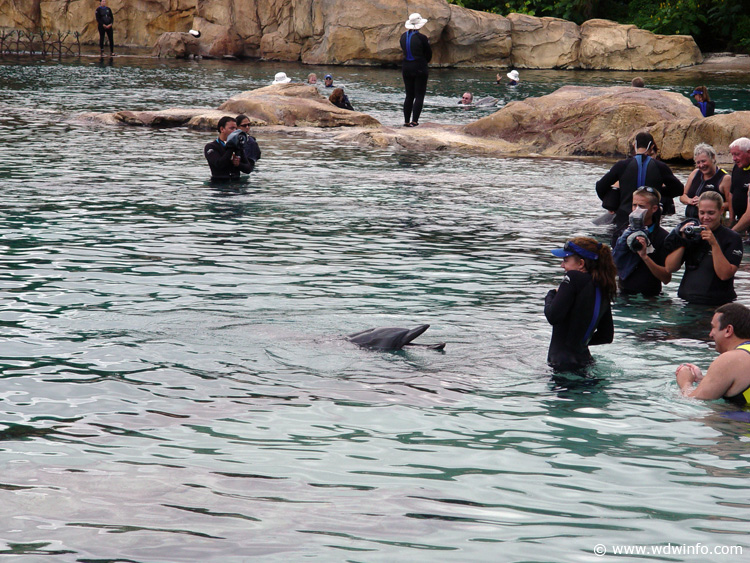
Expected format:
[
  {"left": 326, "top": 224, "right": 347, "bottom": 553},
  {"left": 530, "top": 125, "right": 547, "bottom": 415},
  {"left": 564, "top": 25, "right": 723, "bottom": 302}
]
[{"left": 629, "top": 0, "right": 706, "bottom": 36}]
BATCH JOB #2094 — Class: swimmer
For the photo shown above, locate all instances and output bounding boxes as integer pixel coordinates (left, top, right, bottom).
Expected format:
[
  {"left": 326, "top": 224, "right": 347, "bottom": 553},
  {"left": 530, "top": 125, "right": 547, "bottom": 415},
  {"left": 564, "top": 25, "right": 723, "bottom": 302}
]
[
  {"left": 307, "top": 73, "right": 317, "bottom": 84},
  {"left": 676, "top": 303, "right": 750, "bottom": 405},
  {"left": 727, "top": 137, "right": 750, "bottom": 231},
  {"left": 458, "top": 92, "right": 473, "bottom": 105},
  {"left": 497, "top": 69, "right": 519, "bottom": 85},
  {"left": 324, "top": 74, "right": 334, "bottom": 88},
  {"left": 204, "top": 116, "right": 253, "bottom": 181},
  {"left": 544, "top": 237, "right": 616, "bottom": 370}
]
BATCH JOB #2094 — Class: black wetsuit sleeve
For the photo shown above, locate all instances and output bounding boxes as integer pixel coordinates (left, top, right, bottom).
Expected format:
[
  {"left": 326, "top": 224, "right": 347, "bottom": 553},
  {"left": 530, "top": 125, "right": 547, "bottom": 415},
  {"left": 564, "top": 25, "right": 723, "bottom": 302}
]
[
  {"left": 724, "top": 231, "right": 743, "bottom": 267},
  {"left": 656, "top": 161, "right": 684, "bottom": 198},
  {"left": 238, "top": 151, "right": 253, "bottom": 174},
  {"left": 96, "top": 7, "right": 104, "bottom": 26},
  {"left": 596, "top": 160, "right": 627, "bottom": 200},
  {"left": 706, "top": 100, "right": 715, "bottom": 117},
  {"left": 544, "top": 276, "right": 576, "bottom": 325},
  {"left": 589, "top": 308, "right": 614, "bottom": 346},
  {"left": 205, "top": 142, "right": 232, "bottom": 171},
  {"left": 420, "top": 34, "right": 432, "bottom": 63}
]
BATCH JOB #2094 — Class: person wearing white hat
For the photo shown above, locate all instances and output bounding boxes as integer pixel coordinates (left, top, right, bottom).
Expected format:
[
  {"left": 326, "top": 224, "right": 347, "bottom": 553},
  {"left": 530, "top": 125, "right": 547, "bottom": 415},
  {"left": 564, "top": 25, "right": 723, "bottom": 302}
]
[
  {"left": 400, "top": 13, "right": 432, "bottom": 127},
  {"left": 497, "top": 69, "right": 520, "bottom": 85},
  {"left": 272, "top": 72, "right": 292, "bottom": 85}
]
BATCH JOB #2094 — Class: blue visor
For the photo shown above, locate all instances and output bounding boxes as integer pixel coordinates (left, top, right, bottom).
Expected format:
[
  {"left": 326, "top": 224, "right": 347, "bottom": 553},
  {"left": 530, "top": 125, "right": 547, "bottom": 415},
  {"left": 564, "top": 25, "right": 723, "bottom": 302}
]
[
  {"left": 551, "top": 241, "right": 600, "bottom": 261},
  {"left": 690, "top": 90, "right": 701, "bottom": 96}
]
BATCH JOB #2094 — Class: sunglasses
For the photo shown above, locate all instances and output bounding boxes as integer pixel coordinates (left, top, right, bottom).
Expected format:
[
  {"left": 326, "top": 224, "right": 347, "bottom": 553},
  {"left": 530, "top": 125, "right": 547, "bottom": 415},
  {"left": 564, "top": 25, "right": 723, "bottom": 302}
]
[
  {"left": 564, "top": 241, "right": 600, "bottom": 261},
  {"left": 239, "top": 123, "right": 250, "bottom": 128}
]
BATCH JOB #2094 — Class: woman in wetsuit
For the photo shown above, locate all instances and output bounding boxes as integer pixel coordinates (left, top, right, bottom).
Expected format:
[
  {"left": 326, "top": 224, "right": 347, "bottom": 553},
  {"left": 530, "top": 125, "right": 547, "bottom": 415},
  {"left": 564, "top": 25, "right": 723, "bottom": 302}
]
[
  {"left": 544, "top": 237, "right": 617, "bottom": 370},
  {"left": 680, "top": 143, "right": 731, "bottom": 218},
  {"left": 400, "top": 13, "right": 432, "bottom": 127},
  {"left": 666, "top": 191, "right": 743, "bottom": 306},
  {"left": 691, "top": 86, "right": 715, "bottom": 117}
]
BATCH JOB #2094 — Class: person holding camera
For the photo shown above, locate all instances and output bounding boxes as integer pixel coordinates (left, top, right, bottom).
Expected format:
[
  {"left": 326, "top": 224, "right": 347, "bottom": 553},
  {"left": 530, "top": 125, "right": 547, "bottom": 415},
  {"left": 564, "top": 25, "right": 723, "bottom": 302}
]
[
  {"left": 665, "top": 191, "right": 743, "bottom": 306},
  {"left": 544, "top": 237, "right": 617, "bottom": 370},
  {"left": 235, "top": 114, "right": 262, "bottom": 165},
  {"left": 595, "top": 132, "right": 683, "bottom": 243},
  {"left": 204, "top": 116, "right": 253, "bottom": 181},
  {"left": 612, "top": 187, "right": 671, "bottom": 296}
]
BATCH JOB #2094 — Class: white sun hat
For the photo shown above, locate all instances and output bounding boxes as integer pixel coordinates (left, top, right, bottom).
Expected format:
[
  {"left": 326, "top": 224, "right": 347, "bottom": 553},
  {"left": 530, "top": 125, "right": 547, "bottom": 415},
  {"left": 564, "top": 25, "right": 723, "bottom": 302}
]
[
  {"left": 507, "top": 70, "right": 520, "bottom": 81},
  {"left": 405, "top": 13, "right": 428, "bottom": 30},
  {"left": 272, "top": 72, "right": 292, "bottom": 85}
]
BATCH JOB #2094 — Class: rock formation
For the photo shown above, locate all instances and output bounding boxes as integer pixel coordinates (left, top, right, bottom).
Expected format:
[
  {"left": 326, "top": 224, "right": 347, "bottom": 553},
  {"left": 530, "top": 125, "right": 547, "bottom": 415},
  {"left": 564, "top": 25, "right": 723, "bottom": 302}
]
[
  {"left": 83, "top": 83, "right": 750, "bottom": 164},
  {"left": 462, "top": 86, "right": 702, "bottom": 157},
  {"left": 0, "top": 0, "right": 701, "bottom": 70},
  {"left": 152, "top": 32, "right": 200, "bottom": 58},
  {"left": 87, "top": 83, "right": 380, "bottom": 129}
]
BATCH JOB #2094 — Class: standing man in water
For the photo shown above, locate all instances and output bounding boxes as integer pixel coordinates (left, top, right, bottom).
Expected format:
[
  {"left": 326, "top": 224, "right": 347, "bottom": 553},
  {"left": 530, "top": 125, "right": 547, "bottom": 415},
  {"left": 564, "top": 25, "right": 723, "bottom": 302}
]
[
  {"left": 728, "top": 138, "right": 750, "bottom": 232},
  {"left": 95, "top": 0, "right": 115, "bottom": 57},
  {"left": 595, "top": 131, "right": 683, "bottom": 243},
  {"left": 400, "top": 13, "right": 431, "bottom": 127},
  {"left": 204, "top": 116, "right": 253, "bottom": 181},
  {"left": 675, "top": 303, "right": 750, "bottom": 406}
]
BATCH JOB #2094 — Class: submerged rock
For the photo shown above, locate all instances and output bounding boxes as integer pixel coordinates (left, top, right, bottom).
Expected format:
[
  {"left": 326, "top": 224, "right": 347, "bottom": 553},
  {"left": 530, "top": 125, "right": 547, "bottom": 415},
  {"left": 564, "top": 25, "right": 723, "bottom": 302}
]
[{"left": 217, "top": 83, "right": 381, "bottom": 127}]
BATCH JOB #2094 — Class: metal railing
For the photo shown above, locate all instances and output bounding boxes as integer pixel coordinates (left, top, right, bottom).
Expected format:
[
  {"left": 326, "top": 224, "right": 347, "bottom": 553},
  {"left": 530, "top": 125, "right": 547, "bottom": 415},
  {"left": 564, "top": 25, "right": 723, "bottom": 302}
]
[{"left": 0, "top": 28, "right": 81, "bottom": 58}]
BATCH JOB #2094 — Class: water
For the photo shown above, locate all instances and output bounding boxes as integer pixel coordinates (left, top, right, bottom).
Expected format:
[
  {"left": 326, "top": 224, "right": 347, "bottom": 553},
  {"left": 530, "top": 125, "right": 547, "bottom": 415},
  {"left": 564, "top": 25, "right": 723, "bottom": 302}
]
[{"left": 0, "top": 56, "right": 749, "bottom": 561}]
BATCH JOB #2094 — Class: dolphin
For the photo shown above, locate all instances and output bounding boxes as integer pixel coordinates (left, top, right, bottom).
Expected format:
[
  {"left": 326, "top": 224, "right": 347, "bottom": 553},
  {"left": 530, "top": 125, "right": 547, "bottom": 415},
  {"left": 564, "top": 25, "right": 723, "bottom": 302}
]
[{"left": 346, "top": 324, "right": 445, "bottom": 351}]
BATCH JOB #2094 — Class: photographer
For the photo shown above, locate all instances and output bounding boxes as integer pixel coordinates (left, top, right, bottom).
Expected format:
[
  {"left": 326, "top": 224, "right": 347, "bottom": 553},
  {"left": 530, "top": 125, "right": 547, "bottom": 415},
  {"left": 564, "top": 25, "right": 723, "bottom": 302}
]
[
  {"left": 612, "top": 187, "right": 671, "bottom": 296},
  {"left": 665, "top": 191, "right": 743, "bottom": 306},
  {"left": 204, "top": 116, "right": 253, "bottom": 181}
]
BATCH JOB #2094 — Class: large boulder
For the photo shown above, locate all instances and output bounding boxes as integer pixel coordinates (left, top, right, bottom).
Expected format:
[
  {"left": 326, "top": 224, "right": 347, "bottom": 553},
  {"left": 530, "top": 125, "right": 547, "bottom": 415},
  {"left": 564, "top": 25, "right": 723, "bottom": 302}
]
[
  {"left": 578, "top": 19, "right": 702, "bottom": 70},
  {"left": 652, "top": 112, "right": 750, "bottom": 161},
  {"left": 218, "top": 83, "right": 381, "bottom": 127},
  {"left": 152, "top": 32, "right": 200, "bottom": 58},
  {"left": 462, "top": 86, "right": 702, "bottom": 157},
  {"left": 432, "top": 4, "right": 511, "bottom": 67},
  {"left": 507, "top": 13, "right": 580, "bottom": 69}
]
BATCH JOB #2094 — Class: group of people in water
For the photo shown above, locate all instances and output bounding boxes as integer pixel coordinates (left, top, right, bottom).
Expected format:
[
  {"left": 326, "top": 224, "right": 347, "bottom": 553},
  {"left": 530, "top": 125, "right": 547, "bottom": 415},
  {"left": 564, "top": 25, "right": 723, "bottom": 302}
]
[
  {"left": 200, "top": 11, "right": 748, "bottom": 408},
  {"left": 547, "top": 132, "right": 750, "bottom": 408}
]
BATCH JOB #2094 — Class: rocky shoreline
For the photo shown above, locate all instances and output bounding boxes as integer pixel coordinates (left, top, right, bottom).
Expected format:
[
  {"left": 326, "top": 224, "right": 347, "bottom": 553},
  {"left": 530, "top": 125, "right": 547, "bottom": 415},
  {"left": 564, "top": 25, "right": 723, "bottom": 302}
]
[{"left": 81, "top": 83, "right": 750, "bottom": 166}]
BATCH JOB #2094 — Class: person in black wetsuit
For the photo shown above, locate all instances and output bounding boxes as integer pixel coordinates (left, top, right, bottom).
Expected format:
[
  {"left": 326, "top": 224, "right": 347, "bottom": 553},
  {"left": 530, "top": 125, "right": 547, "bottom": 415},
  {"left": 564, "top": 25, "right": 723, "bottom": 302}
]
[
  {"left": 613, "top": 187, "right": 672, "bottom": 296},
  {"left": 95, "top": 0, "right": 115, "bottom": 56},
  {"left": 676, "top": 303, "right": 750, "bottom": 405},
  {"left": 665, "top": 191, "right": 743, "bottom": 306},
  {"left": 596, "top": 131, "right": 683, "bottom": 243},
  {"left": 728, "top": 137, "right": 750, "bottom": 232},
  {"left": 400, "top": 13, "right": 432, "bottom": 127},
  {"left": 691, "top": 86, "right": 715, "bottom": 117},
  {"left": 235, "top": 114, "right": 261, "bottom": 167},
  {"left": 544, "top": 237, "right": 617, "bottom": 371},
  {"left": 204, "top": 116, "right": 253, "bottom": 181},
  {"left": 679, "top": 143, "right": 730, "bottom": 218},
  {"left": 329, "top": 88, "right": 354, "bottom": 111}
]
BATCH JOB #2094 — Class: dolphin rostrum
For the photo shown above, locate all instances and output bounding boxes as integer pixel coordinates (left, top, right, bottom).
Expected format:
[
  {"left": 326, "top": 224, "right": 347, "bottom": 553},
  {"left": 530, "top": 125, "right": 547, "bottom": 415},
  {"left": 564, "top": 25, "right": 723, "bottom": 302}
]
[{"left": 347, "top": 324, "right": 445, "bottom": 351}]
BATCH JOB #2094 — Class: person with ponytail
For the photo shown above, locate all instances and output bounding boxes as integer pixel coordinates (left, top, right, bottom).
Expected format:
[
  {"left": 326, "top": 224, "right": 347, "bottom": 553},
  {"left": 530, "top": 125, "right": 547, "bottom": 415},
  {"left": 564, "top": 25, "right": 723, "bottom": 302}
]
[{"left": 544, "top": 237, "right": 617, "bottom": 370}]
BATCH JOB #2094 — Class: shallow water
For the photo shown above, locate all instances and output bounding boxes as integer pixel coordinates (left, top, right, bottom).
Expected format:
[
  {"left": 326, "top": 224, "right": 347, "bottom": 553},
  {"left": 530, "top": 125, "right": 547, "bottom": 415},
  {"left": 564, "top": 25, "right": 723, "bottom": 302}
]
[{"left": 0, "top": 57, "right": 749, "bottom": 561}]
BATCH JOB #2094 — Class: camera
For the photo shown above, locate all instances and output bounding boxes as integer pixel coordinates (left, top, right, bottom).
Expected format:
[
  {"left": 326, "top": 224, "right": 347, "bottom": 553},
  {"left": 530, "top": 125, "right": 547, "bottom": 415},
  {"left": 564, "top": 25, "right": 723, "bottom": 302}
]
[
  {"left": 225, "top": 129, "right": 248, "bottom": 156},
  {"left": 683, "top": 224, "right": 706, "bottom": 240},
  {"left": 626, "top": 207, "right": 649, "bottom": 252}
]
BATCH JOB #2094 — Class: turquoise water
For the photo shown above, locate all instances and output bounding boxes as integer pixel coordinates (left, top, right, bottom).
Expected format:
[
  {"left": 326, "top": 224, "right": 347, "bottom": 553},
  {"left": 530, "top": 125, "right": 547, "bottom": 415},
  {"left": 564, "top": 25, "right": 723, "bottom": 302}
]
[{"left": 0, "top": 57, "right": 749, "bottom": 561}]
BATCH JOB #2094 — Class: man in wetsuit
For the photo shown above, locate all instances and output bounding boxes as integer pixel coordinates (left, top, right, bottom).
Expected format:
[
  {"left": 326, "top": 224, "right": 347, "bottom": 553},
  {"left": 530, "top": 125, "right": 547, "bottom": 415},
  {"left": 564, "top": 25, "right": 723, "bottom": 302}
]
[
  {"left": 95, "top": 0, "right": 115, "bottom": 56},
  {"left": 676, "top": 303, "right": 750, "bottom": 406},
  {"left": 612, "top": 187, "right": 671, "bottom": 296},
  {"left": 204, "top": 116, "right": 253, "bottom": 181},
  {"left": 595, "top": 131, "right": 684, "bottom": 243},
  {"left": 728, "top": 138, "right": 750, "bottom": 232}
]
